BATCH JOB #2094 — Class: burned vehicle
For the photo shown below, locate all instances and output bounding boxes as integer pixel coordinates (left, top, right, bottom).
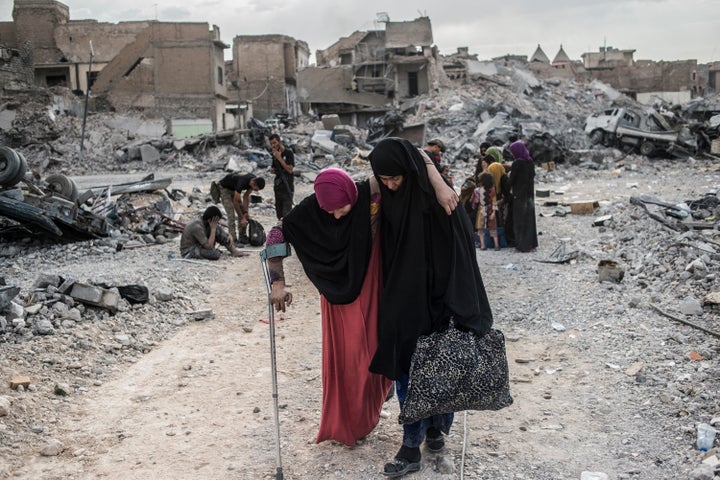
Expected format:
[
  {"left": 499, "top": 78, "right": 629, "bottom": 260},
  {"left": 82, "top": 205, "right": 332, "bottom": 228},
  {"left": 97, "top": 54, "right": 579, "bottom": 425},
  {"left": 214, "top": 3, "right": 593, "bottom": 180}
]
[
  {"left": 584, "top": 107, "right": 697, "bottom": 157},
  {"left": 1, "top": 146, "right": 172, "bottom": 242},
  {"left": 1, "top": 146, "right": 104, "bottom": 239}
]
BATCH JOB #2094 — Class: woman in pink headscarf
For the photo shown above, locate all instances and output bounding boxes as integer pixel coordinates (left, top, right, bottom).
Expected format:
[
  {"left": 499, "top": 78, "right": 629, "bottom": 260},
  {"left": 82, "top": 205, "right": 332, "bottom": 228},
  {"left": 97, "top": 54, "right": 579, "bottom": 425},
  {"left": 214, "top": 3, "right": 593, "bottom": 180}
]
[
  {"left": 266, "top": 168, "right": 390, "bottom": 445},
  {"left": 266, "top": 162, "right": 457, "bottom": 447}
]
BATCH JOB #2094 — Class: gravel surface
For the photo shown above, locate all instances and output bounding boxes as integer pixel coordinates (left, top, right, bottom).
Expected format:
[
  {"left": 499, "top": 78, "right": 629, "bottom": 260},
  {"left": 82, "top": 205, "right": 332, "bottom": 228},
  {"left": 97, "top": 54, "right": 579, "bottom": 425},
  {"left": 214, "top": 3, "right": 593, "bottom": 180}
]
[{"left": 1, "top": 156, "right": 719, "bottom": 480}]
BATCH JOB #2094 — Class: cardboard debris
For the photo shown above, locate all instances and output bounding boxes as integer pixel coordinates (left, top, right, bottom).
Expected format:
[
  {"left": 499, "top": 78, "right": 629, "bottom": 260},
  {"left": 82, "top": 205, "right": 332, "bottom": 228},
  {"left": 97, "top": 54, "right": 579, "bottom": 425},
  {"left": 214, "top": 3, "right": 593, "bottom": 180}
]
[
  {"left": 569, "top": 201, "right": 599, "bottom": 215},
  {"left": 10, "top": 376, "right": 31, "bottom": 390}
]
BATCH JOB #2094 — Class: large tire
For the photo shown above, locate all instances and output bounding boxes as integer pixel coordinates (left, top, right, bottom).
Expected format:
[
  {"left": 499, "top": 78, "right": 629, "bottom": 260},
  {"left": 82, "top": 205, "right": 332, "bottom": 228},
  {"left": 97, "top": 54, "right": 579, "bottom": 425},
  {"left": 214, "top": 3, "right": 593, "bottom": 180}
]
[
  {"left": 639, "top": 141, "right": 656, "bottom": 156},
  {"left": 46, "top": 174, "right": 80, "bottom": 201},
  {"left": 6, "top": 151, "right": 28, "bottom": 187},
  {"left": 589, "top": 130, "right": 605, "bottom": 145},
  {"left": 0, "top": 146, "right": 22, "bottom": 187}
]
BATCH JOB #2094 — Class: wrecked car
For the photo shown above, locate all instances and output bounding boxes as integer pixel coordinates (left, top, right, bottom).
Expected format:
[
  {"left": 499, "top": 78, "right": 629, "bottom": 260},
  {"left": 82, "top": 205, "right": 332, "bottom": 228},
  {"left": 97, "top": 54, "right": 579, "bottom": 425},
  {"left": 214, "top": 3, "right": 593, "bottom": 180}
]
[
  {"left": 1, "top": 146, "right": 176, "bottom": 242},
  {"left": 584, "top": 107, "right": 697, "bottom": 157}
]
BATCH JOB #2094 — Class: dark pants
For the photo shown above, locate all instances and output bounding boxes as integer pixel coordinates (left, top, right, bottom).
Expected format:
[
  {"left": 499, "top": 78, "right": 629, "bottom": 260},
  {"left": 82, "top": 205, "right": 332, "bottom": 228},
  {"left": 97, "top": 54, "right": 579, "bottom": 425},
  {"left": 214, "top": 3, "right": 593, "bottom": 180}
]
[
  {"left": 274, "top": 187, "right": 294, "bottom": 220},
  {"left": 396, "top": 374, "right": 454, "bottom": 448},
  {"left": 181, "top": 226, "right": 230, "bottom": 260}
]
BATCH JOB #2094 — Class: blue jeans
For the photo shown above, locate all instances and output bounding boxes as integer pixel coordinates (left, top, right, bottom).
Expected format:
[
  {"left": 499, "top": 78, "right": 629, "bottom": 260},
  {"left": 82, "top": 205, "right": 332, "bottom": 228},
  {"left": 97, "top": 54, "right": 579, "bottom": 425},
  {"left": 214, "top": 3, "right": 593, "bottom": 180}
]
[{"left": 396, "top": 374, "right": 454, "bottom": 448}]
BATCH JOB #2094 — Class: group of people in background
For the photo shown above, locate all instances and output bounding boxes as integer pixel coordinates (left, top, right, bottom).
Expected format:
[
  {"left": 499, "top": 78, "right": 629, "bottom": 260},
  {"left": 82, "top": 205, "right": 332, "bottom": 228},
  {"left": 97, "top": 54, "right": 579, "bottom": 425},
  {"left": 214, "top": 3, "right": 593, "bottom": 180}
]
[
  {"left": 460, "top": 136, "right": 538, "bottom": 253},
  {"left": 179, "top": 133, "right": 294, "bottom": 260}
]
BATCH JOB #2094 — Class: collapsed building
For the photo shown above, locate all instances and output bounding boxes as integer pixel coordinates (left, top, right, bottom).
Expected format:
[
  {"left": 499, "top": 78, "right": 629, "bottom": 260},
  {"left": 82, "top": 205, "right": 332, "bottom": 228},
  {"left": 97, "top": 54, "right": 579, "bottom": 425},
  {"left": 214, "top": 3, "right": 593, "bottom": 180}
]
[
  {"left": 227, "top": 35, "right": 310, "bottom": 124},
  {"left": 0, "top": 0, "right": 236, "bottom": 136},
  {"left": 297, "top": 16, "right": 441, "bottom": 126}
]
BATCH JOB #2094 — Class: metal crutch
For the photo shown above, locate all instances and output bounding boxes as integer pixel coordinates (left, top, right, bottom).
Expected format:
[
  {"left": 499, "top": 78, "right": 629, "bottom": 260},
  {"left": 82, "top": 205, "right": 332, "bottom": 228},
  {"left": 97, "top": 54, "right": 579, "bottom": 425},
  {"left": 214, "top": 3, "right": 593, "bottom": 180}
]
[{"left": 260, "top": 244, "right": 290, "bottom": 480}]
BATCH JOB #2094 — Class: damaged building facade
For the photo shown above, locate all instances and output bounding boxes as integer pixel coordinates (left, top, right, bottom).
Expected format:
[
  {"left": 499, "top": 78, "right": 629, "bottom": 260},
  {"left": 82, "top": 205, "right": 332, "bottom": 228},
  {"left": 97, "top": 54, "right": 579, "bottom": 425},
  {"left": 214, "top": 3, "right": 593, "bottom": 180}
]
[
  {"left": 298, "top": 16, "right": 439, "bottom": 126},
  {"left": 580, "top": 47, "right": 703, "bottom": 104},
  {"left": 227, "top": 35, "right": 309, "bottom": 123},
  {"left": 91, "top": 23, "right": 230, "bottom": 134},
  {"left": 0, "top": 0, "right": 232, "bottom": 134},
  {"left": 444, "top": 42, "right": 708, "bottom": 107}
]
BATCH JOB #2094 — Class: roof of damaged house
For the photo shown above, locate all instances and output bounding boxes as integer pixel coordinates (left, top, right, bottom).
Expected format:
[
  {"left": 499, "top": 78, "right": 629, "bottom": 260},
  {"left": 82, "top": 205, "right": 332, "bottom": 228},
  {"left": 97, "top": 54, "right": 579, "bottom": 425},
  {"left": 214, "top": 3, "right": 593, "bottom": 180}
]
[
  {"left": 385, "top": 17, "right": 433, "bottom": 49},
  {"left": 316, "top": 30, "right": 368, "bottom": 66},
  {"left": 297, "top": 67, "right": 388, "bottom": 107}
]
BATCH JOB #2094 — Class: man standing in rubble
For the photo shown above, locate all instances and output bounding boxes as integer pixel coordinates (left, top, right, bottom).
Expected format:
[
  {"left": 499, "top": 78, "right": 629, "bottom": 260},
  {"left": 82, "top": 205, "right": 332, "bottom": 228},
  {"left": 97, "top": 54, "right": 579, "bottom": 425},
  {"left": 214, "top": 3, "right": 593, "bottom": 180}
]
[
  {"left": 179, "top": 206, "right": 247, "bottom": 260},
  {"left": 424, "top": 138, "right": 453, "bottom": 186},
  {"left": 217, "top": 172, "right": 265, "bottom": 245},
  {"left": 423, "top": 138, "right": 445, "bottom": 168},
  {"left": 269, "top": 133, "right": 295, "bottom": 220}
]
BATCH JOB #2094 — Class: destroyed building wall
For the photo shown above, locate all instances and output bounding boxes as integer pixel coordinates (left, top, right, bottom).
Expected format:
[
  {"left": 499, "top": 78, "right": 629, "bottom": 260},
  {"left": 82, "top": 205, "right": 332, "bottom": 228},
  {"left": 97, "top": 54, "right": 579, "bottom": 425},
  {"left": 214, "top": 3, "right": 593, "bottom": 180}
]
[
  {"left": 53, "top": 20, "right": 151, "bottom": 92},
  {"left": 0, "top": 21, "right": 17, "bottom": 47},
  {"left": 582, "top": 47, "right": 636, "bottom": 69},
  {"left": 707, "top": 62, "right": 720, "bottom": 93},
  {"left": 10, "top": 0, "right": 69, "bottom": 64},
  {"left": 315, "top": 31, "right": 367, "bottom": 67},
  {"left": 393, "top": 59, "right": 430, "bottom": 97},
  {"left": 313, "top": 17, "right": 435, "bottom": 110},
  {"left": 296, "top": 66, "right": 388, "bottom": 126},
  {"left": 529, "top": 60, "right": 581, "bottom": 80},
  {"left": 92, "top": 22, "right": 228, "bottom": 131},
  {"left": 385, "top": 17, "right": 433, "bottom": 50},
  {"left": 0, "top": 43, "right": 33, "bottom": 86},
  {"left": 579, "top": 59, "right": 700, "bottom": 104},
  {"left": 2, "top": 0, "right": 152, "bottom": 92},
  {"left": 231, "top": 35, "right": 309, "bottom": 121}
]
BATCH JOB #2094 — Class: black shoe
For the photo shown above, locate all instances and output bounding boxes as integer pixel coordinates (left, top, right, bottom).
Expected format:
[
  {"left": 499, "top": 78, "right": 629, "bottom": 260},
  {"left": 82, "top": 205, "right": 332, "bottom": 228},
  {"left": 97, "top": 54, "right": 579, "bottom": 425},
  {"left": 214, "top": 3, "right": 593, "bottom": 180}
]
[
  {"left": 425, "top": 427, "right": 445, "bottom": 453},
  {"left": 383, "top": 446, "right": 421, "bottom": 478}
]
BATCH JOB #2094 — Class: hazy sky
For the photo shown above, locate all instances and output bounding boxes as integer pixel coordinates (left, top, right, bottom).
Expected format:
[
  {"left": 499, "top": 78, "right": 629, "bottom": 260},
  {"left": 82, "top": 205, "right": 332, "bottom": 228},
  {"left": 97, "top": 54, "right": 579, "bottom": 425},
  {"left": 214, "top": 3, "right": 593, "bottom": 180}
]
[{"left": 2, "top": 0, "right": 719, "bottom": 64}]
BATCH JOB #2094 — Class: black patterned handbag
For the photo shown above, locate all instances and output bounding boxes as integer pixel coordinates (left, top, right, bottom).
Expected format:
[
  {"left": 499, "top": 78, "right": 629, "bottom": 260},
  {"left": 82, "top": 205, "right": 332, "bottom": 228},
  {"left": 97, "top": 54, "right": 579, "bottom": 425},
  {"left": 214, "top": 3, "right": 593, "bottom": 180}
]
[{"left": 398, "top": 323, "right": 513, "bottom": 425}]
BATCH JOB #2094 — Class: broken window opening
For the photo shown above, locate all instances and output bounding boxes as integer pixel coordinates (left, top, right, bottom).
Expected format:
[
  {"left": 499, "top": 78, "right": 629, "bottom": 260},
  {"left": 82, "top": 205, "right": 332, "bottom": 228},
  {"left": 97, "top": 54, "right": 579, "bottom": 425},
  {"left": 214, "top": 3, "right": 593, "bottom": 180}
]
[
  {"left": 408, "top": 71, "right": 418, "bottom": 97},
  {"left": 86, "top": 70, "right": 99, "bottom": 90},
  {"left": 217, "top": 66, "right": 223, "bottom": 85},
  {"left": 124, "top": 57, "right": 144, "bottom": 77},
  {"left": 46, "top": 75, "right": 68, "bottom": 87}
]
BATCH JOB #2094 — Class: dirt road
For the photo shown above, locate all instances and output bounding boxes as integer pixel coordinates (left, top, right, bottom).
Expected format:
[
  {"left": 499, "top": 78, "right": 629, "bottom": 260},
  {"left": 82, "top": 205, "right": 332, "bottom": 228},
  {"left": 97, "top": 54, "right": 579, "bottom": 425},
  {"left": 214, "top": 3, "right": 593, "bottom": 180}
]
[{"left": 4, "top": 159, "right": 719, "bottom": 480}]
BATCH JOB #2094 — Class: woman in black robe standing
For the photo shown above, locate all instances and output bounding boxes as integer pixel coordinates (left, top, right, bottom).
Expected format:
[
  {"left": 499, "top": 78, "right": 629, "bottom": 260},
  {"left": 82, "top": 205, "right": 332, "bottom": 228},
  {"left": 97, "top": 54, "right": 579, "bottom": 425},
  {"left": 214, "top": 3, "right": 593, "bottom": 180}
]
[
  {"left": 507, "top": 140, "right": 538, "bottom": 252},
  {"left": 368, "top": 138, "right": 494, "bottom": 477}
]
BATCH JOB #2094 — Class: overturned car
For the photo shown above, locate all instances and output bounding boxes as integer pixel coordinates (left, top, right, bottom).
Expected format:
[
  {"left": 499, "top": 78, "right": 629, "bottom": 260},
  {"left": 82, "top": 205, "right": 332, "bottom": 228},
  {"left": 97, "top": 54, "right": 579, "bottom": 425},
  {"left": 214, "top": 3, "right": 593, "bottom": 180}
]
[{"left": 584, "top": 107, "right": 697, "bottom": 157}]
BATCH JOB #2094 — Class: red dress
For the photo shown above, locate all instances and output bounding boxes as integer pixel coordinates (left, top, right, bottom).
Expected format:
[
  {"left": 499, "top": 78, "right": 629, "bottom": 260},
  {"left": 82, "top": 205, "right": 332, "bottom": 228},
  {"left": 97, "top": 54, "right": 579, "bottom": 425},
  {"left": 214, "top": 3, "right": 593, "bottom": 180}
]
[{"left": 316, "top": 219, "right": 392, "bottom": 445}]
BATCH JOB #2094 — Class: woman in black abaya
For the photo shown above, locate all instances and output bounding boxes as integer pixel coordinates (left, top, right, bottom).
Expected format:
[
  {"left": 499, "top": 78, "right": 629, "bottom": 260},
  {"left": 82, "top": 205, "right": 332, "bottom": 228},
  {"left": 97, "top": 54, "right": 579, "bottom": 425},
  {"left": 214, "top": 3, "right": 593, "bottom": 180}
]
[{"left": 368, "top": 138, "right": 494, "bottom": 477}]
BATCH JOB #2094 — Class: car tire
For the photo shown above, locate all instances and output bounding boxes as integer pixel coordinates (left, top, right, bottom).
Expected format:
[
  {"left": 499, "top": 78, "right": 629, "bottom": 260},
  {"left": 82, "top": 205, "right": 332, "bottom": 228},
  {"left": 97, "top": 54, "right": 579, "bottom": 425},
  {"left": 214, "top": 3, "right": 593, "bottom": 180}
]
[
  {"left": 589, "top": 130, "right": 605, "bottom": 145},
  {"left": 0, "top": 146, "right": 22, "bottom": 187},
  {"left": 639, "top": 141, "right": 656, "bottom": 156},
  {"left": 46, "top": 174, "right": 80, "bottom": 201},
  {"left": 5, "top": 150, "right": 28, "bottom": 187}
]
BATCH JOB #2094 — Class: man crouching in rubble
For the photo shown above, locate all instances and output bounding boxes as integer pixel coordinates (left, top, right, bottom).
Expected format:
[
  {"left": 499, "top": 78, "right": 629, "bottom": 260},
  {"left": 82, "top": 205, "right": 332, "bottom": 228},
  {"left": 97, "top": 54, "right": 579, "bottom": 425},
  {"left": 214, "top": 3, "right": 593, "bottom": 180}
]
[{"left": 179, "top": 206, "right": 248, "bottom": 260}]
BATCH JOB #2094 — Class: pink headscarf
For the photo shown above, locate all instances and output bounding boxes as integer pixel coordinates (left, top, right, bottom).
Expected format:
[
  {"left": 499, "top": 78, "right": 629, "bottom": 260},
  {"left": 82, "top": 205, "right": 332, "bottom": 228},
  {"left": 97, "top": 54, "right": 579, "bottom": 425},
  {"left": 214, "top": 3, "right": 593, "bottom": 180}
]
[{"left": 314, "top": 168, "right": 358, "bottom": 211}]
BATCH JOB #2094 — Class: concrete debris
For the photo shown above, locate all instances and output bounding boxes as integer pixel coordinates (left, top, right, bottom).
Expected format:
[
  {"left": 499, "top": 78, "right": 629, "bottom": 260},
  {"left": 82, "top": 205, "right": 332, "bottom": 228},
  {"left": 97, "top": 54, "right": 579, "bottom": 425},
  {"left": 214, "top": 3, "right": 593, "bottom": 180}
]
[{"left": 0, "top": 396, "right": 10, "bottom": 417}]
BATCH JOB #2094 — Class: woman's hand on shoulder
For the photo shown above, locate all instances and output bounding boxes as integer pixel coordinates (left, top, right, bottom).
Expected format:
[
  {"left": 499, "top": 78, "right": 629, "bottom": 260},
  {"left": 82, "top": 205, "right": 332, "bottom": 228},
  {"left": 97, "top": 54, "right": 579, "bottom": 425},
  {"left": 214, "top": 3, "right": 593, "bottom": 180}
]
[{"left": 436, "top": 183, "right": 458, "bottom": 215}]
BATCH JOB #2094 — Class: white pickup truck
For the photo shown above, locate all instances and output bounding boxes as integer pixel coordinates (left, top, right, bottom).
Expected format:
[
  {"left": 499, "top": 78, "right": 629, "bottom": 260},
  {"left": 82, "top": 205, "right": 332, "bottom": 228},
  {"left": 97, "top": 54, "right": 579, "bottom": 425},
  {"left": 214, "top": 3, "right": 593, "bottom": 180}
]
[{"left": 584, "top": 107, "right": 696, "bottom": 156}]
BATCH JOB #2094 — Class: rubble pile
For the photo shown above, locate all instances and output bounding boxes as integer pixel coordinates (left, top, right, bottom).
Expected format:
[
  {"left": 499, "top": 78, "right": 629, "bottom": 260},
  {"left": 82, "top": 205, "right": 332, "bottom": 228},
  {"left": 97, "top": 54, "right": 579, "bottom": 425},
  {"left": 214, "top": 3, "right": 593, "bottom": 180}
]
[
  {"left": 0, "top": 240, "right": 219, "bottom": 462},
  {"left": 591, "top": 193, "right": 719, "bottom": 311}
]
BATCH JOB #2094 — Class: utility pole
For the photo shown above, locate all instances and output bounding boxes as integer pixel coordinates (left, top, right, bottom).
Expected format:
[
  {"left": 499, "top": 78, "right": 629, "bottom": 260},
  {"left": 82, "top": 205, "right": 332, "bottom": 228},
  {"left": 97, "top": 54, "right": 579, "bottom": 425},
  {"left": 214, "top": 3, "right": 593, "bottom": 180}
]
[{"left": 79, "top": 40, "right": 94, "bottom": 162}]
